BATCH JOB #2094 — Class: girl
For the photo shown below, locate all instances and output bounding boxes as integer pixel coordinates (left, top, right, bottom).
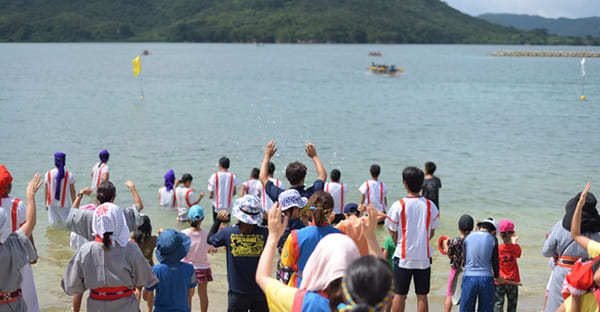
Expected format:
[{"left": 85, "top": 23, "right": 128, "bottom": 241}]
[
  {"left": 182, "top": 205, "right": 218, "bottom": 312},
  {"left": 280, "top": 191, "right": 341, "bottom": 287},
  {"left": 44, "top": 152, "right": 77, "bottom": 224},
  {"left": 62, "top": 181, "right": 158, "bottom": 311},
  {"left": 175, "top": 173, "right": 204, "bottom": 222},
  {"left": 158, "top": 169, "right": 177, "bottom": 210},
  {"left": 495, "top": 219, "right": 521, "bottom": 312}
]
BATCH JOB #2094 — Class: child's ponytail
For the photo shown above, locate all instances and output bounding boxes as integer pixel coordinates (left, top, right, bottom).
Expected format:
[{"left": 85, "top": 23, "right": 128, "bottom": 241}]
[{"left": 308, "top": 191, "right": 334, "bottom": 226}]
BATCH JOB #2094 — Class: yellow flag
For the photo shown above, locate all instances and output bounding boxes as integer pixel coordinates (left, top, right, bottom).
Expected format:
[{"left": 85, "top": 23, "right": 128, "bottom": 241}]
[{"left": 132, "top": 55, "right": 141, "bottom": 77}]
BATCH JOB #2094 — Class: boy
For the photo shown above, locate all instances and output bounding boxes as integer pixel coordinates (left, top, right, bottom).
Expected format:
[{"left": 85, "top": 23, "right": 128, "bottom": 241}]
[
  {"left": 175, "top": 173, "right": 204, "bottom": 222},
  {"left": 144, "top": 229, "right": 196, "bottom": 312},
  {"left": 422, "top": 161, "right": 442, "bottom": 209},
  {"left": 240, "top": 168, "right": 262, "bottom": 198},
  {"left": 260, "top": 161, "right": 284, "bottom": 214},
  {"left": 358, "top": 164, "right": 388, "bottom": 223},
  {"left": 90, "top": 149, "right": 109, "bottom": 193},
  {"left": 207, "top": 195, "right": 269, "bottom": 312},
  {"left": 259, "top": 140, "right": 326, "bottom": 203},
  {"left": 460, "top": 218, "right": 500, "bottom": 312},
  {"left": 325, "top": 169, "right": 348, "bottom": 225},
  {"left": 208, "top": 157, "right": 239, "bottom": 222},
  {"left": 385, "top": 166, "right": 440, "bottom": 312}
]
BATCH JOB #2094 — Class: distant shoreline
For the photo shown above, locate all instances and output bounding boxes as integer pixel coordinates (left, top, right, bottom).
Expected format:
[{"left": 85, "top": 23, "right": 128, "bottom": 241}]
[{"left": 491, "top": 50, "right": 600, "bottom": 57}]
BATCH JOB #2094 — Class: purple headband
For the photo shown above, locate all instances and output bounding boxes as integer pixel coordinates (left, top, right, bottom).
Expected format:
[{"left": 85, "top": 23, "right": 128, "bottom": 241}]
[
  {"left": 99, "top": 149, "right": 109, "bottom": 163},
  {"left": 54, "top": 152, "right": 66, "bottom": 200},
  {"left": 164, "top": 169, "right": 175, "bottom": 192}
]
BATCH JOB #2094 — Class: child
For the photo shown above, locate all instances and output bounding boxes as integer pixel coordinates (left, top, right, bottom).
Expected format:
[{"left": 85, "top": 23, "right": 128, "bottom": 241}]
[
  {"left": 422, "top": 161, "right": 442, "bottom": 209},
  {"left": 495, "top": 219, "right": 521, "bottom": 312},
  {"left": 358, "top": 164, "right": 388, "bottom": 222},
  {"left": 159, "top": 169, "right": 178, "bottom": 210},
  {"left": 325, "top": 169, "right": 348, "bottom": 225},
  {"left": 260, "top": 161, "right": 284, "bottom": 214},
  {"left": 382, "top": 236, "right": 396, "bottom": 270},
  {"left": 207, "top": 195, "right": 269, "bottom": 311},
  {"left": 62, "top": 181, "right": 159, "bottom": 311},
  {"left": 0, "top": 173, "right": 42, "bottom": 312},
  {"left": 132, "top": 215, "right": 157, "bottom": 311},
  {"left": 0, "top": 166, "right": 40, "bottom": 312},
  {"left": 144, "top": 229, "right": 196, "bottom": 312},
  {"left": 440, "top": 214, "right": 474, "bottom": 312},
  {"left": 182, "top": 205, "right": 218, "bottom": 312},
  {"left": 90, "top": 149, "right": 110, "bottom": 193},
  {"left": 207, "top": 157, "right": 239, "bottom": 222},
  {"left": 276, "top": 189, "right": 307, "bottom": 284},
  {"left": 175, "top": 173, "right": 204, "bottom": 222},
  {"left": 44, "top": 152, "right": 77, "bottom": 224},
  {"left": 460, "top": 217, "right": 500, "bottom": 312},
  {"left": 240, "top": 168, "right": 262, "bottom": 197},
  {"left": 336, "top": 203, "right": 368, "bottom": 255}
]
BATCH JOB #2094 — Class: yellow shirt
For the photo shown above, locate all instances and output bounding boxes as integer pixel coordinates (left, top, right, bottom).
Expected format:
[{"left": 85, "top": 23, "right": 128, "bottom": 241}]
[
  {"left": 265, "top": 279, "right": 297, "bottom": 312},
  {"left": 588, "top": 240, "right": 600, "bottom": 258},
  {"left": 563, "top": 292, "right": 599, "bottom": 312}
]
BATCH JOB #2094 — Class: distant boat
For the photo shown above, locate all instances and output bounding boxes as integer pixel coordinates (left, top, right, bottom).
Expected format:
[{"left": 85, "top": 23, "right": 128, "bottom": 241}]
[
  {"left": 367, "top": 63, "right": 404, "bottom": 76},
  {"left": 369, "top": 51, "right": 382, "bottom": 57},
  {"left": 142, "top": 50, "right": 151, "bottom": 55}
]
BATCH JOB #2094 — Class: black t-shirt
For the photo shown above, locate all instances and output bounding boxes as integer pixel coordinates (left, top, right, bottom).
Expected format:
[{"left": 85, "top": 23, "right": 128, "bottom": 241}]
[{"left": 422, "top": 177, "right": 442, "bottom": 208}]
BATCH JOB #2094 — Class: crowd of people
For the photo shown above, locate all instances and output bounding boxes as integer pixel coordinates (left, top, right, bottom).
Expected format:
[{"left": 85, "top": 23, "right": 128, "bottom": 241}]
[{"left": 0, "top": 142, "right": 597, "bottom": 312}]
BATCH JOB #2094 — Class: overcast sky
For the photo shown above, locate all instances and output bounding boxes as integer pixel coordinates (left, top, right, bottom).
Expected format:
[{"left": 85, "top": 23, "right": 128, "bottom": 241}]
[{"left": 443, "top": 0, "right": 600, "bottom": 19}]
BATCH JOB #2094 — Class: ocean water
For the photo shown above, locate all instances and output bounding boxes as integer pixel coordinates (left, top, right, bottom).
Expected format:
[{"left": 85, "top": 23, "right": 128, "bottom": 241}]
[{"left": 1, "top": 43, "right": 600, "bottom": 311}]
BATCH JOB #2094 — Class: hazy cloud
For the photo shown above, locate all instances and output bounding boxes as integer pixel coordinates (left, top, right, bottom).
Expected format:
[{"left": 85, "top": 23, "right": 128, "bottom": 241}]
[{"left": 443, "top": 0, "right": 600, "bottom": 18}]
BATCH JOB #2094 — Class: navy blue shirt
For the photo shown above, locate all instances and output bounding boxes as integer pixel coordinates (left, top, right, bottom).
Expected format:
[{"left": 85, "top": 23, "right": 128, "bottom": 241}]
[
  {"left": 146, "top": 262, "right": 196, "bottom": 312},
  {"left": 207, "top": 224, "right": 268, "bottom": 295},
  {"left": 265, "top": 179, "right": 325, "bottom": 202}
]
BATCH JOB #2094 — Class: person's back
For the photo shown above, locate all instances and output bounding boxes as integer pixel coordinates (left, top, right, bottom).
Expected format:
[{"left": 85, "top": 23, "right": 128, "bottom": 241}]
[
  {"left": 335, "top": 203, "right": 367, "bottom": 255},
  {"left": 90, "top": 149, "right": 110, "bottom": 192},
  {"left": 207, "top": 157, "right": 239, "bottom": 220},
  {"left": 241, "top": 168, "right": 262, "bottom": 198},
  {"left": 463, "top": 231, "right": 496, "bottom": 277},
  {"left": 159, "top": 169, "right": 176, "bottom": 210},
  {"left": 175, "top": 174, "right": 201, "bottom": 222},
  {"left": 45, "top": 152, "right": 77, "bottom": 224},
  {"left": 358, "top": 164, "right": 388, "bottom": 213},
  {"left": 324, "top": 169, "right": 347, "bottom": 224},
  {"left": 422, "top": 161, "right": 441, "bottom": 209}
]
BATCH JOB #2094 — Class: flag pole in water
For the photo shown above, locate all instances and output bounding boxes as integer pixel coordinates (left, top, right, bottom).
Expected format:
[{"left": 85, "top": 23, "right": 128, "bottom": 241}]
[
  {"left": 132, "top": 55, "right": 144, "bottom": 99},
  {"left": 580, "top": 58, "right": 586, "bottom": 100}
]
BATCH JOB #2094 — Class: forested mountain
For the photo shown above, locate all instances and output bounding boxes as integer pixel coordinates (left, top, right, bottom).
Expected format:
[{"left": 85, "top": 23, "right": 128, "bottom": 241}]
[
  {"left": 1, "top": 0, "right": 598, "bottom": 44},
  {"left": 478, "top": 13, "right": 600, "bottom": 38}
]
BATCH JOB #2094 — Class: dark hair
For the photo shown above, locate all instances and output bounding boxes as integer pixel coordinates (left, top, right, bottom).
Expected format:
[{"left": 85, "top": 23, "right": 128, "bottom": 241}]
[
  {"left": 337, "top": 256, "right": 393, "bottom": 311},
  {"left": 500, "top": 231, "right": 514, "bottom": 244},
  {"left": 286, "top": 161, "right": 307, "bottom": 186},
  {"left": 308, "top": 191, "right": 334, "bottom": 226},
  {"left": 330, "top": 169, "right": 341, "bottom": 182},
  {"left": 425, "top": 161, "right": 437, "bottom": 175},
  {"left": 328, "top": 278, "right": 344, "bottom": 311},
  {"left": 219, "top": 157, "right": 230, "bottom": 169},
  {"left": 191, "top": 220, "right": 202, "bottom": 229},
  {"left": 103, "top": 232, "right": 113, "bottom": 249},
  {"left": 181, "top": 173, "right": 193, "bottom": 183},
  {"left": 478, "top": 222, "right": 496, "bottom": 233},
  {"left": 250, "top": 168, "right": 260, "bottom": 179},
  {"left": 402, "top": 166, "right": 424, "bottom": 193},
  {"left": 96, "top": 181, "right": 116, "bottom": 204},
  {"left": 133, "top": 215, "right": 152, "bottom": 244},
  {"left": 370, "top": 164, "right": 381, "bottom": 178},
  {"left": 268, "top": 162, "right": 275, "bottom": 175}
]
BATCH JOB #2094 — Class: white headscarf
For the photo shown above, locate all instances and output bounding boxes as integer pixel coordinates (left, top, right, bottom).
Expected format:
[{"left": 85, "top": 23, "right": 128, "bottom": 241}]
[
  {"left": 91, "top": 202, "right": 130, "bottom": 247},
  {"left": 300, "top": 233, "right": 361, "bottom": 291}
]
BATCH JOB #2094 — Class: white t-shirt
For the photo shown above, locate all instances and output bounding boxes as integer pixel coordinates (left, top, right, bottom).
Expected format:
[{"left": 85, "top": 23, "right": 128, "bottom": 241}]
[
  {"left": 0, "top": 197, "right": 26, "bottom": 242},
  {"left": 158, "top": 186, "right": 176, "bottom": 210},
  {"left": 207, "top": 172, "right": 239, "bottom": 212},
  {"left": 385, "top": 196, "right": 440, "bottom": 269},
  {"left": 242, "top": 179, "right": 262, "bottom": 197},
  {"left": 45, "top": 168, "right": 77, "bottom": 209},
  {"left": 358, "top": 180, "right": 388, "bottom": 213},
  {"left": 175, "top": 186, "right": 197, "bottom": 222},
  {"left": 90, "top": 162, "right": 109, "bottom": 192},
  {"left": 325, "top": 182, "right": 348, "bottom": 214},
  {"left": 262, "top": 178, "right": 284, "bottom": 211}
]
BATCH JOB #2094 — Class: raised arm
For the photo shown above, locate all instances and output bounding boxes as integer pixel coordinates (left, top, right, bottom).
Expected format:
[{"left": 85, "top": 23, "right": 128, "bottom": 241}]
[
  {"left": 125, "top": 181, "right": 144, "bottom": 212},
  {"left": 571, "top": 182, "right": 592, "bottom": 249},
  {"left": 21, "top": 174, "right": 43, "bottom": 238},
  {"left": 256, "top": 203, "right": 288, "bottom": 291},
  {"left": 363, "top": 204, "right": 384, "bottom": 258},
  {"left": 72, "top": 187, "right": 92, "bottom": 208},
  {"left": 259, "top": 141, "right": 277, "bottom": 187},
  {"left": 305, "top": 142, "right": 326, "bottom": 182}
]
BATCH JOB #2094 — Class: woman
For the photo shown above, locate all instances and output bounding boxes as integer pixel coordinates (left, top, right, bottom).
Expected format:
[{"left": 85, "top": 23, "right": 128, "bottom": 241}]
[
  {"left": 256, "top": 203, "right": 386, "bottom": 312},
  {"left": 62, "top": 181, "right": 158, "bottom": 311},
  {"left": 44, "top": 152, "right": 77, "bottom": 224},
  {"left": 281, "top": 190, "right": 341, "bottom": 287}
]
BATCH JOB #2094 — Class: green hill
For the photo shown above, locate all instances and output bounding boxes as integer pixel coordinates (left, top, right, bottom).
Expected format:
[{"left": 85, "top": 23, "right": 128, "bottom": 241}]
[
  {"left": 1, "top": 0, "right": 598, "bottom": 44},
  {"left": 478, "top": 13, "right": 600, "bottom": 38}
]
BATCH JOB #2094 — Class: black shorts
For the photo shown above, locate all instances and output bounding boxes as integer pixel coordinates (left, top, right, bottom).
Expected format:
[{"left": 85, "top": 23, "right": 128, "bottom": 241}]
[{"left": 393, "top": 265, "right": 431, "bottom": 295}]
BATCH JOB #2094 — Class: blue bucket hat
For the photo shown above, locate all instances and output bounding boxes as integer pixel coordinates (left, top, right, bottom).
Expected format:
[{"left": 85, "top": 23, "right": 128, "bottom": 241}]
[
  {"left": 232, "top": 195, "right": 263, "bottom": 225},
  {"left": 155, "top": 229, "right": 191, "bottom": 264},
  {"left": 188, "top": 205, "right": 205, "bottom": 222},
  {"left": 278, "top": 189, "right": 308, "bottom": 211}
]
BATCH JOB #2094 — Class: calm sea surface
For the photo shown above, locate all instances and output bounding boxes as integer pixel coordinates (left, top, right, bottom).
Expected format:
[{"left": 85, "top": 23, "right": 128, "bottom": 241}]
[{"left": 1, "top": 43, "right": 600, "bottom": 311}]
